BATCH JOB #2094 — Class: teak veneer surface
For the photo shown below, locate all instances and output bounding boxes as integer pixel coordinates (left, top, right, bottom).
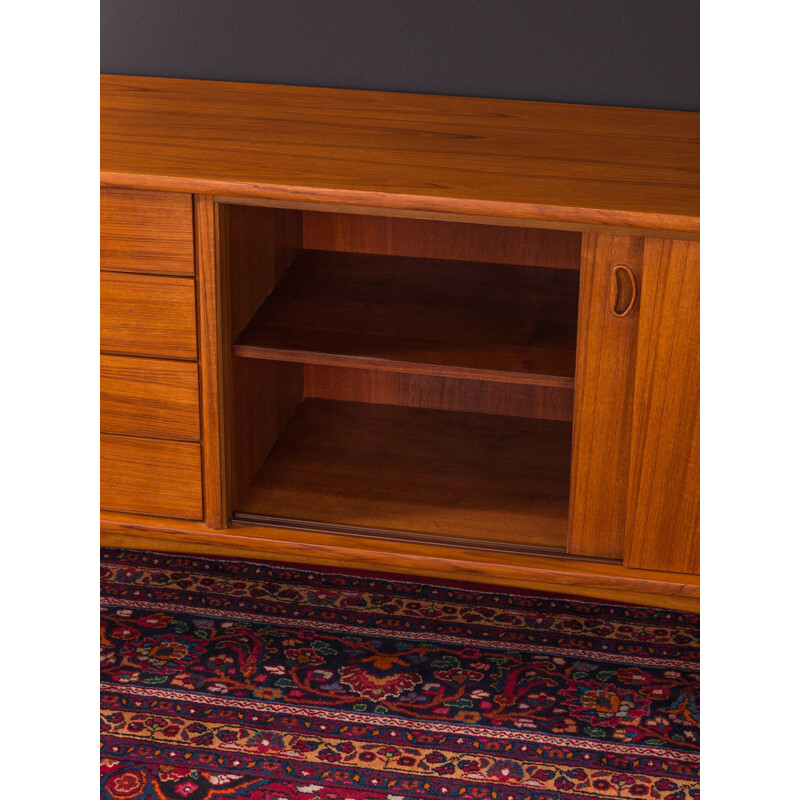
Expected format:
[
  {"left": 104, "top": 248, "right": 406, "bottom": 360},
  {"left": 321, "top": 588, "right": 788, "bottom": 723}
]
[
  {"left": 568, "top": 234, "right": 644, "bottom": 559},
  {"left": 99, "top": 76, "right": 701, "bottom": 605},
  {"left": 302, "top": 212, "right": 582, "bottom": 269},
  {"left": 231, "top": 358, "right": 304, "bottom": 512},
  {"left": 100, "top": 272, "right": 198, "bottom": 360},
  {"left": 625, "top": 240, "right": 700, "bottom": 574},
  {"left": 236, "top": 399, "right": 572, "bottom": 550},
  {"left": 100, "top": 434, "right": 203, "bottom": 520},
  {"left": 304, "top": 365, "right": 574, "bottom": 422},
  {"left": 100, "top": 188, "right": 195, "bottom": 275},
  {"left": 195, "top": 195, "right": 231, "bottom": 528},
  {"left": 234, "top": 251, "right": 579, "bottom": 387},
  {"left": 100, "top": 512, "right": 699, "bottom": 612},
  {"left": 101, "top": 76, "right": 699, "bottom": 236},
  {"left": 100, "top": 354, "right": 200, "bottom": 441}
]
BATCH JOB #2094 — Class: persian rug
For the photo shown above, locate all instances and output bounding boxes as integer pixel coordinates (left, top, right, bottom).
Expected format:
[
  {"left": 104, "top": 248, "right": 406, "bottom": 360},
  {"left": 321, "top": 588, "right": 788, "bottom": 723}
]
[{"left": 100, "top": 548, "right": 699, "bottom": 800}]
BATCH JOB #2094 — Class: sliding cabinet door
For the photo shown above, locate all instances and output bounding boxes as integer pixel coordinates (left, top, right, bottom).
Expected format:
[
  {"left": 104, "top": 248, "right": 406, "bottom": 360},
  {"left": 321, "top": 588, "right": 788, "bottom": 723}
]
[{"left": 569, "top": 235, "right": 699, "bottom": 575}]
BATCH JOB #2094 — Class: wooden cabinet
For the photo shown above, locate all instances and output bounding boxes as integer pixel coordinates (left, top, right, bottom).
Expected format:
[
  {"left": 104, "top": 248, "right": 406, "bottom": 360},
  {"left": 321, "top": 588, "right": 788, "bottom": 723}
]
[{"left": 100, "top": 77, "right": 699, "bottom": 611}]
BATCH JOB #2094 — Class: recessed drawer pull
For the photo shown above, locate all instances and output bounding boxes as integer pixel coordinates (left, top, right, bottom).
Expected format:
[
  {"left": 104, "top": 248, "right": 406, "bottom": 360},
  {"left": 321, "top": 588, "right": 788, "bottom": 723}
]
[{"left": 610, "top": 264, "right": 638, "bottom": 318}]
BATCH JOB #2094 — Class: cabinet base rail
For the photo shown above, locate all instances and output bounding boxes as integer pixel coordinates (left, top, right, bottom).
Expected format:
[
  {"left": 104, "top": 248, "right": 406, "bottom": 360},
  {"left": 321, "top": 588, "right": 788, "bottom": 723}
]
[{"left": 100, "top": 512, "right": 699, "bottom": 612}]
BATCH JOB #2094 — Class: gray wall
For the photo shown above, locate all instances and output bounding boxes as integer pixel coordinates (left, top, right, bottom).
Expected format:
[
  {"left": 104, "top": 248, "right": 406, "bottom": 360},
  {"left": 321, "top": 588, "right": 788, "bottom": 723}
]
[{"left": 101, "top": 1, "right": 698, "bottom": 111}]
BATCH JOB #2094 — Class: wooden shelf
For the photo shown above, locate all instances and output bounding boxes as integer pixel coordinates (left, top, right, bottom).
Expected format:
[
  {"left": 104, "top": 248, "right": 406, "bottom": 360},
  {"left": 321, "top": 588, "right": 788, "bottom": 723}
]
[
  {"left": 233, "top": 250, "right": 579, "bottom": 387},
  {"left": 234, "top": 399, "right": 572, "bottom": 552}
]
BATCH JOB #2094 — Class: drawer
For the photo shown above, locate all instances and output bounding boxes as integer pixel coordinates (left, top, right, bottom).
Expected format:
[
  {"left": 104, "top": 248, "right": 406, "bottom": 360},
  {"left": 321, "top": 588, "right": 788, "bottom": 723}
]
[
  {"left": 101, "top": 354, "right": 200, "bottom": 441},
  {"left": 100, "top": 434, "right": 203, "bottom": 520},
  {"left": 101, "top": 272, "right": 197, "bottom": 359},
  {"left": 101, "top": 188, "right": 195, "bottom": 275}
]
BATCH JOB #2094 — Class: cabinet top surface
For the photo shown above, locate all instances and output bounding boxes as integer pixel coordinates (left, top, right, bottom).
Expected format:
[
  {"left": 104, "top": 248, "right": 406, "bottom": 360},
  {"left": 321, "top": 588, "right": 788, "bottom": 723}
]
[{"left": 100, "top": 75, "right": 699, "bottom": 236}]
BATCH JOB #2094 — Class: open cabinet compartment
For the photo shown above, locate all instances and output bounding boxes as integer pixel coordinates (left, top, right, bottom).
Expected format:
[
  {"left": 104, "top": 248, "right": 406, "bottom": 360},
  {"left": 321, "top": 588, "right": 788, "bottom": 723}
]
[{"left": 223, "top": 204, "right": 582, "bottom": 554}]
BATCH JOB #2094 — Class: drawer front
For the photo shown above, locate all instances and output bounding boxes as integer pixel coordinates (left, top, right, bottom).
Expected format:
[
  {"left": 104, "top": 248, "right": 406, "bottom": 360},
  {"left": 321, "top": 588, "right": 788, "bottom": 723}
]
[
  {"left": 101, "top": 434, "right": 203, "bottom": 520},
  {"left": 101, "top": 272, "right": 197, "bottom": 359},
  {"left": 101, "top": 354, "right": 200, "bottom": 441},
  {"left": 101, "top": 188, "right": 195, "bottom": 275}
]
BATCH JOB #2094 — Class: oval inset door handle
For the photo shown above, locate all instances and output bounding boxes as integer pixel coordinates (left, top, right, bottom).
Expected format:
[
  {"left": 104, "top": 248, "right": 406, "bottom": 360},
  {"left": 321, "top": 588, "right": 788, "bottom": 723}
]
[{"left": 610, "top": 264, "right": 638, "bottom": 318}]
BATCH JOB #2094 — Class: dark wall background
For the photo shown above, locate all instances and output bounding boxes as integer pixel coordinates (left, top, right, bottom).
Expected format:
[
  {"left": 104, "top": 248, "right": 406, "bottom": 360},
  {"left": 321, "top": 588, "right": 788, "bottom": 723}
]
[{"left": 101, "top": 0, "right": 699, "bottom": 111}]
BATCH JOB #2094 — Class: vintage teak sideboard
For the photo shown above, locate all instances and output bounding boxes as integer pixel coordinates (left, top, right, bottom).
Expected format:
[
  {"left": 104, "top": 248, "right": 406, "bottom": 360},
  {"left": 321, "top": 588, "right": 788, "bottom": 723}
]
[{"left": 100, "top": 76, "right": 699, "bottom": 611}]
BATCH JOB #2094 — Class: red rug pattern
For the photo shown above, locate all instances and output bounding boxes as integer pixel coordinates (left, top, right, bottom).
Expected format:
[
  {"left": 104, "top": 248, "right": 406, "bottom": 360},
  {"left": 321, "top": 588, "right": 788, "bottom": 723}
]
[{"left": 101, "top": 548, "right": 699, "bottom": 799}]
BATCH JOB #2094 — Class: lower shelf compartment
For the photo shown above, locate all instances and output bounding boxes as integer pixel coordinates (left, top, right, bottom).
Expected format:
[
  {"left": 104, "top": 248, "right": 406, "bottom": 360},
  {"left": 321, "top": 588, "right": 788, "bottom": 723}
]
[{"left": 235, "top": 398, "right": 572, "bottom": 552}]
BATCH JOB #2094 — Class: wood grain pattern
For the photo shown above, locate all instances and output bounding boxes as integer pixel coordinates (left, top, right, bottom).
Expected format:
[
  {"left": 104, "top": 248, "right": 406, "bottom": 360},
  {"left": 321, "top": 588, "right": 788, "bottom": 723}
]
[
  {"left": 194, "top": 195, "right": 231, "bottom": 528},
  {"left": 100, "top": 434, "right": 203, "bottom": 520},
  {"left": 624, "top": 240, "right": 700, "bottom": 574},
  {"left": 100, "top": 271, "right": 197, "bottom": 360},
  {"left": 235, "top": 399, "right": 572, "bottom": 550},
  {"left": 231, "top": 358, "right": 304, "bottom": 510},
  {"left": 223, "top": 204, "right": 303, "bottom": 340},
  {"left": 234, "top": 251, "right": 579, "bottom": 387},
  {"left": 100, "top": 512, "right": 700, "bottom": 611},
  {"left": 302, "top": 212, "right": 581, "bottom": 269},
  {"left": 305, "top": 365, "right": 573, "bottom": 422},
  {"left": 101, "top": 188, "right": 195, "bottom": 275},
  {"left": 100, "top": 354, "right": 200, "bottom": 440},
  {"left": 98, "top": 77, "right": 701, "bottom": 599},
  {"left": 101, "top": 76, "right": 699, "bottom": 236},
  {"left": 217, "top": 196, "right": 699, "bottom": 241},
  {"left": 217, "top": 202, "right": 305, "bottom": 512},
  {"left": 568, "top": 235, "right": 644, "bottom": 559}
]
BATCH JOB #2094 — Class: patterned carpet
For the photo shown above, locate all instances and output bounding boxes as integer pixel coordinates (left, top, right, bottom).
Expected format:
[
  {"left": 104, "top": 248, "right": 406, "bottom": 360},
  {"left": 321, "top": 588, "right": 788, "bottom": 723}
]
[{"left": 100, "top": 548, "right": 699, "bottom": 799}]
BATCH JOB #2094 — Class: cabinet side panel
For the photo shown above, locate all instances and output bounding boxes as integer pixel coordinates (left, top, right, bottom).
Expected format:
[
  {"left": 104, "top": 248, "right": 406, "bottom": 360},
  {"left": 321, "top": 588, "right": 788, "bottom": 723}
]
[
  {"left": 231, "top": 359, "right": 304, "bottom": 510},
  {"left": 219, "top": 203, "right": 305, "bottom": 510},
  {"left": 624, "top": 240, "right": 699, "bottom": 573},
  {"left": 568, "top": 234, "right": 643, "bottom": 559},
  {"left": 197, "top": 201, "right": 305, "bottom": 526},
  {"left": 228, "top": 205, "right": 303, "bottom": 340}
]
